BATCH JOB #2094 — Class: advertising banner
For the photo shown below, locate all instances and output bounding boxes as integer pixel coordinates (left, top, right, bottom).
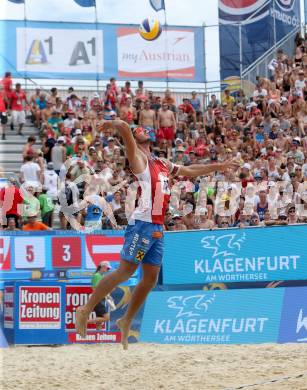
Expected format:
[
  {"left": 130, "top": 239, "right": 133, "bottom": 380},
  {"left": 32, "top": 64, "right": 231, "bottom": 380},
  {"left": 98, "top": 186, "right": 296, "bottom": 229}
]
[
  {"left": 117, "top": 27, "right": 196, "bottom": 79},
  {"left": 16, "top": 27, "right": 103, "bottom": 74},
  {"left": 18, "top": 285, "right": 61, "bottom": 329},
  {"left": 140, "top": 288, "right": 284, "bottom": 344},
  {"left": 0, "top": 21, "right": 205, "bottom": 82},
  {"left": 65, "top": 284, "right": 107, "bottom": 331},
  {"left": 278, "top": 287, "right": 307, "bottom": 343},
  {"left": 218, "top": 0, "right": 301, "bottom": 80},
  {"left": 163, "top": 226, "right": 307, "bottom": 285},
  {"left": 4, "top": 286, "right": 14, "bottom": 328}
]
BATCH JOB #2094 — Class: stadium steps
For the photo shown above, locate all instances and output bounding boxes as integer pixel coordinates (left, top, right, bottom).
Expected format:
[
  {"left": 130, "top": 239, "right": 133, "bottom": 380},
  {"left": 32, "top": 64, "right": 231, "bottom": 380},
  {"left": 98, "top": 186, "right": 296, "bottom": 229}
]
[{"left": 0, "top": 121, "right": 41, "bottom": 175}]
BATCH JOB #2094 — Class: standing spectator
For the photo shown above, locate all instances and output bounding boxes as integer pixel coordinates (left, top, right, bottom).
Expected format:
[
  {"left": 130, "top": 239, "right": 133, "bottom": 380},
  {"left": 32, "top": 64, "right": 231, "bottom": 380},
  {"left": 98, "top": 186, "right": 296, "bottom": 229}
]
[
  {"left": 190, "top": 91, "right": 202, "bottom": 117},
  {"left": 90, "top": 262, "right": 112, "bottom": 329},
  {"left": 38, "top": 186, "right": 54, "bottom": 227},
  {"left": 20, "top": 155, "right": 41, "bottom": 187},
  {"left": 43, "top": 162, "right": 59, "bottom": 202},
  {"left": 0, "top": 84, "right": 8, "bottom": 139},
  {"left": 22, "top": 136, "right": 37, "bottom": 160},
  {"left": 1, "top": 72, "right": 12, "bottom": 105},
  {"left": 58, "top": 173, "right": 80, "bottom": 230},
  {"left": 51, "top": 137, "right": 66, "bottom": 175},
  {"left": 10, "top": 83, "right": 27, "bottom": 135},
  {"left": 157, "top": 103, "right": 176, "bottom": 147},
  {"left": 138, "top": 100, "right": 156, "bottom": 142},
  {"left": 0, "top": 178, "right": 23, "bottom": 227}
]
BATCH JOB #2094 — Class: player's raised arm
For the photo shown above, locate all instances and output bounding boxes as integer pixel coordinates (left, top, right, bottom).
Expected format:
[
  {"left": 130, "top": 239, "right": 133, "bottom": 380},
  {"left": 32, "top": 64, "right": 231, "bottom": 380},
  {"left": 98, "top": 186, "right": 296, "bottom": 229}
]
[
  {"left": 108, "top": 119, "right": 146, "bottom": 174},
  {"left": 176, "top": 159, "right": 239, "bottom": 178}
]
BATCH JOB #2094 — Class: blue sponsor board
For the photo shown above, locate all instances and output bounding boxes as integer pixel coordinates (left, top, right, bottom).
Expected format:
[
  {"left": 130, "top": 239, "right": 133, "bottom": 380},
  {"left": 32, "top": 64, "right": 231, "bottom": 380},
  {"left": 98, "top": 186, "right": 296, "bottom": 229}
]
[
  {"left": 219, "top": 0, "right": 301, "bottom": 79},
  {"left": 163, "top": 226, "right": 307, "bottom": 285},
  {"left": 140, "top": 288, "right": 284, "bottom": 344},
  {"left": 278, "top": 287, "right": 307, "bottom": 343}
]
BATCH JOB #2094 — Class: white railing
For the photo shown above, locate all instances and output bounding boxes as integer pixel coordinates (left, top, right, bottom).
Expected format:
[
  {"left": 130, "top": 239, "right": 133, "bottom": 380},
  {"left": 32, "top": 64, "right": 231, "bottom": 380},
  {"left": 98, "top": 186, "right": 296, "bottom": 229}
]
[{"left": 242, "top": 26, "right": 300, "bottom": 87}]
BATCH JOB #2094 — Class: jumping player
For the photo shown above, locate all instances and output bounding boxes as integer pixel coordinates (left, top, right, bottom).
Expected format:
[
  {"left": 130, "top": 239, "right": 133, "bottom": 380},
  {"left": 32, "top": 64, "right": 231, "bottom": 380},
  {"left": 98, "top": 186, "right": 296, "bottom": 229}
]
[{"left": 76, "top": 119, "right": 238, "bottom": 349}]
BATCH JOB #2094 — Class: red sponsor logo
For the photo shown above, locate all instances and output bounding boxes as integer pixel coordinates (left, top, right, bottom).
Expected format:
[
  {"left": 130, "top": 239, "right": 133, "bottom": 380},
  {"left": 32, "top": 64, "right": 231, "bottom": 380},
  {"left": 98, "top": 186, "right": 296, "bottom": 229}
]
[
  {"left": 65, "top": 285, "right": 107, "bottom": 331},
  {"left": 4, "top": 286, "right": 14, "bottom": 328},
  {"left": 52, "top": 237, "right": 82, "bottom": 268},
  {"left": 68, "top": 332, "right": 121, "bottom": 343},
  {"left": 85, "top": 235, "right": 124, "bottom": 269},
  {"left": 19, "top": 286, "right": 61, "bottom": 329}
]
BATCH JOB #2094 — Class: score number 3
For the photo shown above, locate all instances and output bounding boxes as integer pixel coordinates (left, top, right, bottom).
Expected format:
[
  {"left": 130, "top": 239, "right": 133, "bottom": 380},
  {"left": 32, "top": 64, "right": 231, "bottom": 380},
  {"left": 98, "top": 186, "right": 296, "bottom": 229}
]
[{"left": 62, "top": 245, "right": 71, "bottom": 262}]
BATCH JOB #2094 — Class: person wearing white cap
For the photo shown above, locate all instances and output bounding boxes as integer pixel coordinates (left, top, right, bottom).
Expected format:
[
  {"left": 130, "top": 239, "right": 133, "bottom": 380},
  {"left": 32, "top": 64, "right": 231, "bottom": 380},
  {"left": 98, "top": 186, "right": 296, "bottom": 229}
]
[
  {"left": 89, "top": 261, "right": 114, "bottom": 330},
  {"left": 76, "top": 118, "right": 239, "bottom": 350}
]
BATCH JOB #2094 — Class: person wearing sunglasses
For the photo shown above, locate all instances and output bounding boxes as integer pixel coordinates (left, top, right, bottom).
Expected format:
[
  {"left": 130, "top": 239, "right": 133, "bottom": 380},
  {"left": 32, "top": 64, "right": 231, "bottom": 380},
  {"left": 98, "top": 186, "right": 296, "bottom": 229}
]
[{"left": 76, "top": 119, "right": 239, "bottom": 349}]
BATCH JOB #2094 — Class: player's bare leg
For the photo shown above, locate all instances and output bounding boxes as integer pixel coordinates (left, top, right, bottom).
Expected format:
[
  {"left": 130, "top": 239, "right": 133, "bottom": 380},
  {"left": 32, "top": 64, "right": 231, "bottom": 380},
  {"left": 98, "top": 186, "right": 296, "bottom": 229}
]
[
  {"left": 76, "top": 260, "right": 137, "bottom": 338},
  {"left": 117, "top": 263, "right": 160, "bottom": 350}
]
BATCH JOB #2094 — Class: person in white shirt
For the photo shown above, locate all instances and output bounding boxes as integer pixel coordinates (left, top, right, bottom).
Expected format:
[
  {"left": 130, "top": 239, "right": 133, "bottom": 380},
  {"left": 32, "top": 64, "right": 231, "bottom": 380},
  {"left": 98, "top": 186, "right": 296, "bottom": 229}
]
[
  {"left": 71, "top": 129, "right": 89, "bottom": 146},
  {"left": 294, "top": 70, "right": 305, "bottom": 97},
  {"left": 20, "top": 155, "right": 41, "bottom": 187},
  {"left": 111, "top": 191, "right": 122, "bottom": 211},
  {"left": 64, "top": 110, "right": 78, "bottom": 129},
  {"left": 253, "top": 86, "right": 268, "bottom": 100},
  {"left": 43, "top": 162, "right": 59, "bottom": 201},
  {"left": 103, "top": 137, "right": 120, "bottom": 160}
]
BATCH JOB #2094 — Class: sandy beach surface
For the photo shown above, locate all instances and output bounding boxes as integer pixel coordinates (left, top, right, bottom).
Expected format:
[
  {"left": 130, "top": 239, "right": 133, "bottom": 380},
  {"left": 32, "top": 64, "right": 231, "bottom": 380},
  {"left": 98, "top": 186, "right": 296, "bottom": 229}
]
[{"left": 1, "top": 343, "right": 307, "bottom": 390}]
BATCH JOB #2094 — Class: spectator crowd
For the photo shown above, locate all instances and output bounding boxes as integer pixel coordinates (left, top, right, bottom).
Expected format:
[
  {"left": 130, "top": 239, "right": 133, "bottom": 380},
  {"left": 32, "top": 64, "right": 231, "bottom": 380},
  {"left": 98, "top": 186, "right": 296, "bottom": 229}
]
[{"left": 0, "top": 34, "right": 307, "bottom": 231}]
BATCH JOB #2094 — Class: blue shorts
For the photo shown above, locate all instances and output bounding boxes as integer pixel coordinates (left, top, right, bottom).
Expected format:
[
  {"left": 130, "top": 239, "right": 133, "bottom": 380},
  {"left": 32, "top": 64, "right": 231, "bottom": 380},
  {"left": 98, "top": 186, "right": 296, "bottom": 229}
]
[{"left": 121, "top": 220, "right": 164, "bottom": 267}]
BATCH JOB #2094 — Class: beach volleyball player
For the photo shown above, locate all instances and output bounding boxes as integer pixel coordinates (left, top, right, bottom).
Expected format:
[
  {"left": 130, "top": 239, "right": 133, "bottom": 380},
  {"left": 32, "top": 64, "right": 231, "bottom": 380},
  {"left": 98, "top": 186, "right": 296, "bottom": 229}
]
[{"left": 76, "top": 119, "right": 238, "bottom": 349}]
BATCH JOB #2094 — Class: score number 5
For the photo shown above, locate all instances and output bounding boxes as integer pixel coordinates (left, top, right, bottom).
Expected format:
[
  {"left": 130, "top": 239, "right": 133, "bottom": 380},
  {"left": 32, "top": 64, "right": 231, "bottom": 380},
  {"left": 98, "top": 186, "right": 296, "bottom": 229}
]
[{"left": 26, "top": 245, "right": 34, "bottom": 262}]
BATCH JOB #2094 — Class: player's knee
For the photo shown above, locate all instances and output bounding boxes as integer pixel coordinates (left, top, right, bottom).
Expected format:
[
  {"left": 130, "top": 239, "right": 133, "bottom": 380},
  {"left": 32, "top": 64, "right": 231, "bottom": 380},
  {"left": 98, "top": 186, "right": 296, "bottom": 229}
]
[
  {"left": 115, "top": 267, "right": 134, "bottom": 283},
  {"left": 142, "top": 273, "right": 159, "bottom": 289}
]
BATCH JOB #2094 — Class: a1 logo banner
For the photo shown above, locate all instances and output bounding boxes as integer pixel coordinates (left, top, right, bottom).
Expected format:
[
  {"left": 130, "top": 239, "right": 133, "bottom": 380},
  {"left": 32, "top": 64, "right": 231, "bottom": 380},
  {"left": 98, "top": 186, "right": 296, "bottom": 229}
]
[
  {"left": 14, "top": 237, "right": 46, "bottom": 269},
  {"left": 0, "top": 236, "right": 11, "bottom": 270},
  {"left": 85, "top": 235, "right": 124, "bottom": 269}
]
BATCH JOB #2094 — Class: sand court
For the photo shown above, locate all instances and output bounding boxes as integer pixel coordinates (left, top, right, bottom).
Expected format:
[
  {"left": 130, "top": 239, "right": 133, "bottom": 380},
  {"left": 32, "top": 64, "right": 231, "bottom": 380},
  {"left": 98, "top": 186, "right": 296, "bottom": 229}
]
[{"left": 2, "top": 343, "right": 307, "bottom": 390}]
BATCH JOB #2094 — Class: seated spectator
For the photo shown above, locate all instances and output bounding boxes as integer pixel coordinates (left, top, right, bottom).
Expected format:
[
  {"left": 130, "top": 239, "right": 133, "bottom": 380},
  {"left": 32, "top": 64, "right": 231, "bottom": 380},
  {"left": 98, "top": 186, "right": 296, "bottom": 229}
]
[
  {"left": 22, "top": 213, "right": 50, "bottom": 231},
  {"left": 5, "top": 217, "right": 20, "bottom": 231}
]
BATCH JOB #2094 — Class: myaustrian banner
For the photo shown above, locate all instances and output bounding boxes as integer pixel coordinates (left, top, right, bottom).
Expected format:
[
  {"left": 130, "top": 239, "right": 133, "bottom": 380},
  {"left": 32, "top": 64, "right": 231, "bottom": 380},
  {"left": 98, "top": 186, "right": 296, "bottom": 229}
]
[{"left": 163, "top": 225, "right": 307, "bottom": 284}]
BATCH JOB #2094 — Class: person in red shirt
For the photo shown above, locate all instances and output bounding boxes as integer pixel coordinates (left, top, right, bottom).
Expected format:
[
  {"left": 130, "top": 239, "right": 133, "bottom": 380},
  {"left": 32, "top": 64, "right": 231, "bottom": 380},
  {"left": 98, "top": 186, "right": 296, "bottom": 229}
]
[
  {"left": 0, "top": 178, "right": 23, "bottom": 227},
  {"left": 10, "top": 83, "right": 27, "bottom": 135},
  {"left": 179, "top": 98, "right": 196, "bottom": 126},
  {"left": 1, "top": 72, "right": 12, "bottom": 102},
  {"left": 0, "top": 84, "right": 8, "bottom": 139}
]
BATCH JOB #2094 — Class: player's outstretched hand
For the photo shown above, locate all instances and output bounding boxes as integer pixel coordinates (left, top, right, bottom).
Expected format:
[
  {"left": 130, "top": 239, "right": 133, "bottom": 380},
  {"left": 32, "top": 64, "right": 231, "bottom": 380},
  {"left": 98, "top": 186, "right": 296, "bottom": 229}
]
[{"left": 219, "top": 159, "right": 240, "bottom": 172}]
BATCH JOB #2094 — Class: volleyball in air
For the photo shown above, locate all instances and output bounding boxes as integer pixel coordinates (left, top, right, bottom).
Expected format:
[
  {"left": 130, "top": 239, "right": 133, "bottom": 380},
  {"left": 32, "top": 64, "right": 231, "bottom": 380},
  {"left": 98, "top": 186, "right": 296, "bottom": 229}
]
[{"left": 139, "top": 17, "right": 162, "bottom": 41}]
